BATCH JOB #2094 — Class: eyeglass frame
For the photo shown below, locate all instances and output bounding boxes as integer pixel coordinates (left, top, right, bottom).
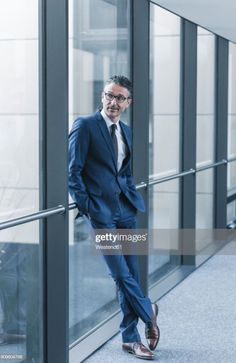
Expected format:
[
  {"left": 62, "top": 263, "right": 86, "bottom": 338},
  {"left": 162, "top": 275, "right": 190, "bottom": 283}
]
[{"left": 103, "top": 92, "right": 131, "bottom": 104}]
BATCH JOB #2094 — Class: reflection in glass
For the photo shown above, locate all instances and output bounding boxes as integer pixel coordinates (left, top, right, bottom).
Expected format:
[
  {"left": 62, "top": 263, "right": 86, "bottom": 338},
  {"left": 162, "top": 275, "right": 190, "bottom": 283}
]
[
  {"left": 196, "top": 169, "right": 214, "bottom": 251},
  {"left": 227, "top": 161, "right": 236, "bottom": 197},
  {"left": 228, "top": 115, "right": 236, "bottom": 159},
  {"left": 69, "top": 0, "right": 130, "bottom": 126},
  {"left": 69, "top": 0, "right": 130, "bottom": 343},
  {"left": 196, "top": 27, "right": 215, "bottom": 251},
  {"left": 148, "top": 180, "right": 180, "bottom": 284},
  {"left": 227, "top": 201, "right": 236, "bottom": 224},
  {"left": 0, "top": 221, "right": 40, "bottom": 362},
  {"left": 0, "top": 2, "right": 40, "bottom": 360},
  {"left": 149, "top": 4, "right": 181, "bottom": 284},
  {"left": 0, "top": 1, "right": 39, "bottom": 222},
  {"left": 196, "top": 27, "right": 215, "bottom": 167},
  {"left": 149, "top": 5, "right": 181, "bottom": 178},
  {"left": 228, "top": 42, "right": 236, "bottom": 160},
  {"left": 227, "top": 43, "right": 236, "bottom": 212},
  {"left": 69, "top": 214, "right": 117, "bottom": 343}
]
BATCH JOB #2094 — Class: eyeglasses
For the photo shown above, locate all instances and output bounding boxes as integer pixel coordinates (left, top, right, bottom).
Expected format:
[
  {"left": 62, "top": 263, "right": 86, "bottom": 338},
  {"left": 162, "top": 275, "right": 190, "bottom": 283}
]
[{"left": 104, "top": 92, "right": 131, "bottom": 104}]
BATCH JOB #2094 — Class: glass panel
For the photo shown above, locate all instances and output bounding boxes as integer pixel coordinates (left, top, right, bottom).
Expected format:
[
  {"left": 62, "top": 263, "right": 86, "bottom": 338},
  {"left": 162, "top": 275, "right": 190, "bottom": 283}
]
[
  {"left": 0, "top": 221, "right": 40, "bottom": 363},
  {"left": 228, "top": 43, "right": 236, "bottom": 162},
  {"left": 148, "top": 180, "right": 180, "bottom": 284},
  {"left": 69, "top": 0, "right": 130, "bottom": 343},
  {"left": 69, "top": 0, "right": 130, "bottom": 126},
  {"left": 0, "top": 2, "right": 41, "bottom": 362},
  {"left": 0, "top": 1, "right": 39, "bottom": 222},
  {"left": 227, "top": 43, "right": 236, "bottom": 207},
  {"left": 196, "top": 169, "right": 214, "bottom": 251},
  {"left": 227, "top": 201, "right": 236, "bottom": 224},
  {"left": 196, "top": 27, "right": 215, "bottom": 252},
  {"left": 69, "top": 212, "right": 117, "bottom": 342},
  {"left": 227, "top": 161, "right": 236, "bottom": 196},
  {"left": 149, "top": 5, "right": 181, "bottom": 178},
  {"left": 196, "top": 27, "right": 215, "bottom": 167},
  {"left": 149, "top": 4, "right": 181, "bottom": 283},
  {"left": 228, "top": 115, "right": 236, "bottom": 158}
]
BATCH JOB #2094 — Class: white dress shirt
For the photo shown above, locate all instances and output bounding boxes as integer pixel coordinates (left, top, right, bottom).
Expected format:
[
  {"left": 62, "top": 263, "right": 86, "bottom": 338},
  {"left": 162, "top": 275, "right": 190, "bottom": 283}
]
[{"left": 101, "top": 109, "right": 127, "bottom": 171}]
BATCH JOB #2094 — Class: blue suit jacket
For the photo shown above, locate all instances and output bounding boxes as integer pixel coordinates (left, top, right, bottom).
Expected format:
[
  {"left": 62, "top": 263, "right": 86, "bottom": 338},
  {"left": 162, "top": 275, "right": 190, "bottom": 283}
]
[{"left": 68, "top": 111, "right": 145, "bottom": 223}]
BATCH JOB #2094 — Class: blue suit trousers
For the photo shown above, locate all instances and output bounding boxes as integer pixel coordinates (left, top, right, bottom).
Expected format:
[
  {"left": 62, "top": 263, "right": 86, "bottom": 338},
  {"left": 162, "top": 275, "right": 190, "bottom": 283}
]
[{"left": 90, "top": 193, "right": 153, "bottom": 343}]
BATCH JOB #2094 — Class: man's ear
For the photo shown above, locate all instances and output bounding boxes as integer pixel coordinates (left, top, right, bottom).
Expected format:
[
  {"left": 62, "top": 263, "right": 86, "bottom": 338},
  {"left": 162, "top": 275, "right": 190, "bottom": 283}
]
[{"left": 127, "top": 98, "right": 132, "bottom": 107}]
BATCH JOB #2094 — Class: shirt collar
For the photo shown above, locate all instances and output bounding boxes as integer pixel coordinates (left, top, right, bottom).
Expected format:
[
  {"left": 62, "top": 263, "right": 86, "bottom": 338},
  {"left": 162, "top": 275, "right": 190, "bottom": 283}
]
[{"left": 101, "top": 109, "right": 120, "bottom": 130}]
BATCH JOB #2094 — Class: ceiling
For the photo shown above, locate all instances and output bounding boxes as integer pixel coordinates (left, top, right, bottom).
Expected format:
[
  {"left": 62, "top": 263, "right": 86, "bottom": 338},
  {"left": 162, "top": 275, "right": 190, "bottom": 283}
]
[{"left": 152, "top": 0, "right": 236, "bottom": 43}]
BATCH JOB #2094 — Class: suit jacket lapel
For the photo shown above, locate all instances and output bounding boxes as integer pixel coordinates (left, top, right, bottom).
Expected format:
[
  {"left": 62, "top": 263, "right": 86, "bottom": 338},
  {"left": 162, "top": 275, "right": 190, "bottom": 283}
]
[
  {"left": 96, "top": 112, "right": 118, "bottom": 170},
  {"left": 119, "top": 121, "right": 131, "bottom": 172},
  {"left": 120, "top": 121, "right": 131, "bottom": 154}
]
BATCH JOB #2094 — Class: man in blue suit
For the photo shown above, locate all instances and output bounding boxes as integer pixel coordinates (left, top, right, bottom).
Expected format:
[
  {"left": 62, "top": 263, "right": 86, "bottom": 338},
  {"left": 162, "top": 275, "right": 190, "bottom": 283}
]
[{"left": 69, "top": 75, "right": 159, "bottom": 360}]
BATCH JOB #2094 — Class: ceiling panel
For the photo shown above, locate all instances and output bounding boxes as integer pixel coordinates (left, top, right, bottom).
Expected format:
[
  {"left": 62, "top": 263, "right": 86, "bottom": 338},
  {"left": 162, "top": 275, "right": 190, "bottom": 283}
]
[{"left": 152, "top": 0, "right": 236, "bottom": 43}]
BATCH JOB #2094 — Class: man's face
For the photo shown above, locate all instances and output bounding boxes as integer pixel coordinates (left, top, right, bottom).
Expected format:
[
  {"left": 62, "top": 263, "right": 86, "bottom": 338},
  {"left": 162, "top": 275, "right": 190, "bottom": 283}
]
[{"left": 101, "top": 82, "right": 132, "bottom": 122}]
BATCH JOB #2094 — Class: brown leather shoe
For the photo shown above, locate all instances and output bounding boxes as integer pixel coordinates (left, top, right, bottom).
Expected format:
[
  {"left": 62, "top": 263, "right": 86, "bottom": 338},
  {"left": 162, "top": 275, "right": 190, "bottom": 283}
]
[
  {"left": 145, "top": 303, "right": 160, "bottom": 351},
  {"left": 122, "top": 342, "right": 154, "bottom": 360}
]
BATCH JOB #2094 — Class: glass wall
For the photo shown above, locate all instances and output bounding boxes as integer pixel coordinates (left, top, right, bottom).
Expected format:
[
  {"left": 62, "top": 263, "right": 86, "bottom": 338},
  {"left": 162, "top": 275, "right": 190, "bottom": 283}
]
[
  {"left": 0, "top": 1, "right": 39, "bottom": 221},
  {"left": 149, "top": 5, "right": 181, "bottom": 283},
  {"left": 196, "top": 28, "right": 215, "bottom": 167},
  {"left": 227, "top": 196, "right": 236, "bottom": 223},
  {"left": 227, "top": 42, "right": 236, "bottom": 223},
  {"left": 68, "top": 0, "right": 131, "bottom": 343},
  {"left": 0, "top": 222, "right": 40, "bottom": 362},
  {"left": 0, "top": 2, "right": 41, "bottom": 361},
  {"left": 196, "top": 27, "right": 215, "bottom": 251}
]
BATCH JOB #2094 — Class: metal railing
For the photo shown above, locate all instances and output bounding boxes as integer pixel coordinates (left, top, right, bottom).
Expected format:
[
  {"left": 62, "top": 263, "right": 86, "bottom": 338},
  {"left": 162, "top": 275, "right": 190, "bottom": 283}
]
[
  {"left": 0, "top": 157, "right": 235, "bottom": 231},
  {"left": 0, "top": 205, "right": 65, "bottom": 231},
  {"left": 138, "top": 158, "right": 230, "bottom": 190}
]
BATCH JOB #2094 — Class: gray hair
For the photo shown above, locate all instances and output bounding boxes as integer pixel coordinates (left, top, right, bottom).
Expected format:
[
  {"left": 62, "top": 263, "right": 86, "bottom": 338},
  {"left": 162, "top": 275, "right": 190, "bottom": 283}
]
[{"left": 105, "top": 75, "right": 133, "bottom": 97}]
